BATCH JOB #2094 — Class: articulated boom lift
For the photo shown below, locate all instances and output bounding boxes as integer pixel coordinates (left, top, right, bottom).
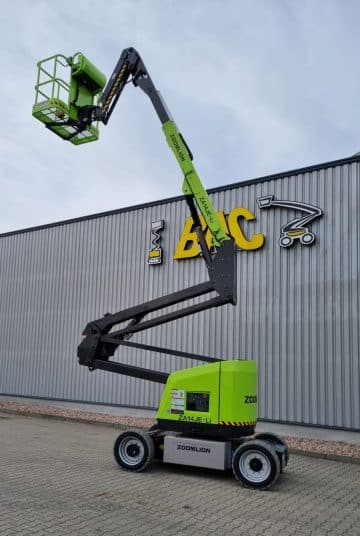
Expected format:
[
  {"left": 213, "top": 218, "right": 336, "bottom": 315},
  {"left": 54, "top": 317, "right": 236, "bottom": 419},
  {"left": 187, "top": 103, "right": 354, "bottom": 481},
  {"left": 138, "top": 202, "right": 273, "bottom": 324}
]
[{"left": 33, "top": 48, "right": 288, "bottom": 489}]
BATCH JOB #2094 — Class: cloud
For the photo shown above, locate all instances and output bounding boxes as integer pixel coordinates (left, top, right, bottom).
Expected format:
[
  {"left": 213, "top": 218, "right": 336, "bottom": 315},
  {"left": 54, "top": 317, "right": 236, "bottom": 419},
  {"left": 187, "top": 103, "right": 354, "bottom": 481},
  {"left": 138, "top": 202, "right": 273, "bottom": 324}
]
[{"left": 1, "top": 0, "right": 360, "bottom": 233}]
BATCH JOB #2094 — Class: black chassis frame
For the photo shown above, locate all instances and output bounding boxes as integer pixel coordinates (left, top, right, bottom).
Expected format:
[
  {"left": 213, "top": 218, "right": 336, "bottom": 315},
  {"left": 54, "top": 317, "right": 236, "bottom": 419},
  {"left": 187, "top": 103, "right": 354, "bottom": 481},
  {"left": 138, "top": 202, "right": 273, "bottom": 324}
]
[{"left": 77, "top": 48, "right": 237, "bottom": 382}]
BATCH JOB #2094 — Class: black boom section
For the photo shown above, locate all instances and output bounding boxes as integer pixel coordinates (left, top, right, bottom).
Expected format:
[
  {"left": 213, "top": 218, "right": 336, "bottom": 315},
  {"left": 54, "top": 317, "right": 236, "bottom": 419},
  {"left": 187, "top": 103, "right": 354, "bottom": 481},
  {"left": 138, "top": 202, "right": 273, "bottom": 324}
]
[
  {"left": 77, "top": 240, "right": 237, "bottom": 383},
  {"left": 99, "top": 47, "right": 172, "bottom": 126}
]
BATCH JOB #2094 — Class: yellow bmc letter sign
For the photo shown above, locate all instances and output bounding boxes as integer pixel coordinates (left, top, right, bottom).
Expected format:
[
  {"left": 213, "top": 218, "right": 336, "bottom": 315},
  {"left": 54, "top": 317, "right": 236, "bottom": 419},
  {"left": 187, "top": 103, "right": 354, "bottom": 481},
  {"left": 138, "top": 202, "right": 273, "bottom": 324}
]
[{"left": 174, "top": 208, "right": 265, "bottom": 259}]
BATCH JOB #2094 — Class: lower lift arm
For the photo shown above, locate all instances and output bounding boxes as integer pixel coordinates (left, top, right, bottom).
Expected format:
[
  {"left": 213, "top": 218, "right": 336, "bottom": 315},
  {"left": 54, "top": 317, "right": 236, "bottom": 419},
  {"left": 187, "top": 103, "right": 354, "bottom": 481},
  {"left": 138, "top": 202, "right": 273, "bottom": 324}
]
[{"left": 76, "top": 48, "right": 237, "bottom": 380}]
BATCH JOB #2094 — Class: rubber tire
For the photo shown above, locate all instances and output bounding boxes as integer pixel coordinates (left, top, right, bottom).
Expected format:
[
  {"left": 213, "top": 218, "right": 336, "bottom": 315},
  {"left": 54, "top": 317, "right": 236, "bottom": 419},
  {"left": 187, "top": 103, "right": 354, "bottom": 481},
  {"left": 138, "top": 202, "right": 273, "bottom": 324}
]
[
  {"left": 114, "top": 429, "right": 154, "bottom": 472},
  {"left": 254, "top": 433, "right": 289, "bottom": 469},
  {"left": 232, "top": 439, "right": 281, "bottom": 490}
]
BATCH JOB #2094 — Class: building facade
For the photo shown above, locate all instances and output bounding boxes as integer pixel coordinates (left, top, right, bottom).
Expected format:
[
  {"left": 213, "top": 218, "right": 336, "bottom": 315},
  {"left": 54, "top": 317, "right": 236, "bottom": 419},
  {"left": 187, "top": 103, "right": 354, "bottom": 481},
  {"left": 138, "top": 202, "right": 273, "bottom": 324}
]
[{"left": 0, "top": 156, "right": 359, "bottom": 430}]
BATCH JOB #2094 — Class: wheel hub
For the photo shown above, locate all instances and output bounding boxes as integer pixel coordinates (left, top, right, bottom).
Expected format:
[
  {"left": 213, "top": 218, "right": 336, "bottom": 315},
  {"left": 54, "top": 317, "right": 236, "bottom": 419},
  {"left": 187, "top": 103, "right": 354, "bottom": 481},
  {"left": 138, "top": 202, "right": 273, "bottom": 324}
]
[
  {"left": 118, "top": 436, "right": 145, "bottom": 466},
  {"left": 239, "top": 450, "right": 271, "bottom": 483},
  {"left": 249, "top": 458, "right": 263, "bottom": 472},
  {"left": 127, "top": 444, "right": 140, "bottom": 458}
]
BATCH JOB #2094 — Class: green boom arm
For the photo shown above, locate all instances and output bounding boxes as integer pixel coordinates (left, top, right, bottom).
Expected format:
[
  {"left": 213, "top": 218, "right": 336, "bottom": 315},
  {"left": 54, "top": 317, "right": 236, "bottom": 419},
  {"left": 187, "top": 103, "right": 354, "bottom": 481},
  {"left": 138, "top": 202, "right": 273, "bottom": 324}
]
[
  {"left": 162, "top": 121, "right": 228, "bottom": 246},
  {"left": 33, "top": 47, "right": 230, "bottom": 248}
]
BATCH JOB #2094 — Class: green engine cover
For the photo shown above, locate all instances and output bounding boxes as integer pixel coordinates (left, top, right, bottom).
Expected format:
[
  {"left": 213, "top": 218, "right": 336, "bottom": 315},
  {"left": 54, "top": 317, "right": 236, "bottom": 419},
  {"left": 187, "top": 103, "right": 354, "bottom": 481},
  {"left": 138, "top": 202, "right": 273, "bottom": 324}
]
[{"left": 157, "top": 360, "right": 257, "bottom": 433}]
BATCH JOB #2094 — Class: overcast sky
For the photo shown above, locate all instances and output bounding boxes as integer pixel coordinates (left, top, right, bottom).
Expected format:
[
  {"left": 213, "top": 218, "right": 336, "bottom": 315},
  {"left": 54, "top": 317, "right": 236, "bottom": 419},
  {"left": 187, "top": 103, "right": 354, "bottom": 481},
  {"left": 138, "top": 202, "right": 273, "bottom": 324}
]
[{"left": 1, "top": 0, "right": 360, "bottom": 233}]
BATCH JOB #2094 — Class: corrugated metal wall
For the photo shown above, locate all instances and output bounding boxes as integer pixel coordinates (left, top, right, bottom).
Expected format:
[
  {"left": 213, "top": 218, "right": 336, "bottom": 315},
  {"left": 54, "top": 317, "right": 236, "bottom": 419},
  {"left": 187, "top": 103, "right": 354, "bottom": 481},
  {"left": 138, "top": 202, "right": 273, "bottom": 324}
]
[{"left": 0, "top": 161, "right": 359, "bottom": 429}]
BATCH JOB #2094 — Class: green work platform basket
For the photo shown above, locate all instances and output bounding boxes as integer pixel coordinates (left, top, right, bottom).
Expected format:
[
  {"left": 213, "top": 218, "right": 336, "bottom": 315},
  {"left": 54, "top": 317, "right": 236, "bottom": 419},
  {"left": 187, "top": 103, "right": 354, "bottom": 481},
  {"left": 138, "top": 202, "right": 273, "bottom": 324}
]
[{"left": 32, "top": 53, "right": 106, "bottom": 145}]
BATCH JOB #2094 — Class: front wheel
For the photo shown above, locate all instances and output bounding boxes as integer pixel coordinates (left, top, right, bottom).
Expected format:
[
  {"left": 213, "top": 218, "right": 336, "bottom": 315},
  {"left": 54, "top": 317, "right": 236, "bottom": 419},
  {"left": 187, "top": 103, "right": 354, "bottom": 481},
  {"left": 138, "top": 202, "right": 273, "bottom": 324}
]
[
  {"left": 232, "top": 439, "right": 280, "bottom": 490},
  {"left": 114, "top": 429, "right": 154, "bottom": 472}
]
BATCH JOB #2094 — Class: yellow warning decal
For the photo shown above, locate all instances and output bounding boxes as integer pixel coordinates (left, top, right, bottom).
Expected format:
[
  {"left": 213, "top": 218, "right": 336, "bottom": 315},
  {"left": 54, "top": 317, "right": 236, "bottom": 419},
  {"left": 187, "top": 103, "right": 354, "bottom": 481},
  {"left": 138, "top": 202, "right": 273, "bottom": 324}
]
[{"left": 219, "top": 421, "right": 256, "bottom": 427}]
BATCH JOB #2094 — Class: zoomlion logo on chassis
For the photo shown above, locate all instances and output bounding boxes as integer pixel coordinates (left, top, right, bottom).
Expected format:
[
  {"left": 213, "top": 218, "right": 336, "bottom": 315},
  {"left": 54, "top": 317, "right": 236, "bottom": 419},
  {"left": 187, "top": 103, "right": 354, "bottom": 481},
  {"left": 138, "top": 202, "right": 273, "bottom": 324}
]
[{"left": 177, "top": 444, "right": 211, "bottom": 454}]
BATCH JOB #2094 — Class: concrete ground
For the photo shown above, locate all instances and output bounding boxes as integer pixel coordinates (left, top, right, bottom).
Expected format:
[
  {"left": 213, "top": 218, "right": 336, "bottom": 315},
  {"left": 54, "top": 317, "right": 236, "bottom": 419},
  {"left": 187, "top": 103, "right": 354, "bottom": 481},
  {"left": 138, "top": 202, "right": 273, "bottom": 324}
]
[
  {"left": 1, "top": 394, "right": 359, "bottom": 445},
  {"left": 0, "top": 413, "right": 359, "bottom": 536}
]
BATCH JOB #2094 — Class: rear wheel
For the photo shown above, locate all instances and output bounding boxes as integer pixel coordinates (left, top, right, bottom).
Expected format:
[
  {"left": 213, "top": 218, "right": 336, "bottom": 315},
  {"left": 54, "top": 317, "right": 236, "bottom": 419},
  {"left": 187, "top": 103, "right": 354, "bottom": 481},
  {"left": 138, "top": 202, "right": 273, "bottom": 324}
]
[
  {"left": 232, "top": 439, "right": 280, "bottom": 490},
  {"left": 114, "top": 429, "right": 154, "bottom": 472}
]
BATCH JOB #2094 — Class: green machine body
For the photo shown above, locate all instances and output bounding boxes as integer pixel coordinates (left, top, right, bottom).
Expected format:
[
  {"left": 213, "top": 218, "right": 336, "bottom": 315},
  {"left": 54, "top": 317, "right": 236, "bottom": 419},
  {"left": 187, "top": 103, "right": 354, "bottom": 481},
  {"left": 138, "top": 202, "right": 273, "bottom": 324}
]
[
  {"left": 157, "top": 360, "right": 257, "bottom": 438},
  {"left": 34, "top": 47, "right": 289, "bottom": 488}
]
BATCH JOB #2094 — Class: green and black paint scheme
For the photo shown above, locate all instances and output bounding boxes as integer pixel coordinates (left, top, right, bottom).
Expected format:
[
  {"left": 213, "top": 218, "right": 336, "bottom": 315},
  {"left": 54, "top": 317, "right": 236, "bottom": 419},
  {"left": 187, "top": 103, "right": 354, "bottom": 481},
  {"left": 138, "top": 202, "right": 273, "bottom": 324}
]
[
  {"left": 33, "top": 47, "right": 289, "bottom": 487},
  {"left": 34, "top": 47, "right": 254, "bottom": 437}
]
